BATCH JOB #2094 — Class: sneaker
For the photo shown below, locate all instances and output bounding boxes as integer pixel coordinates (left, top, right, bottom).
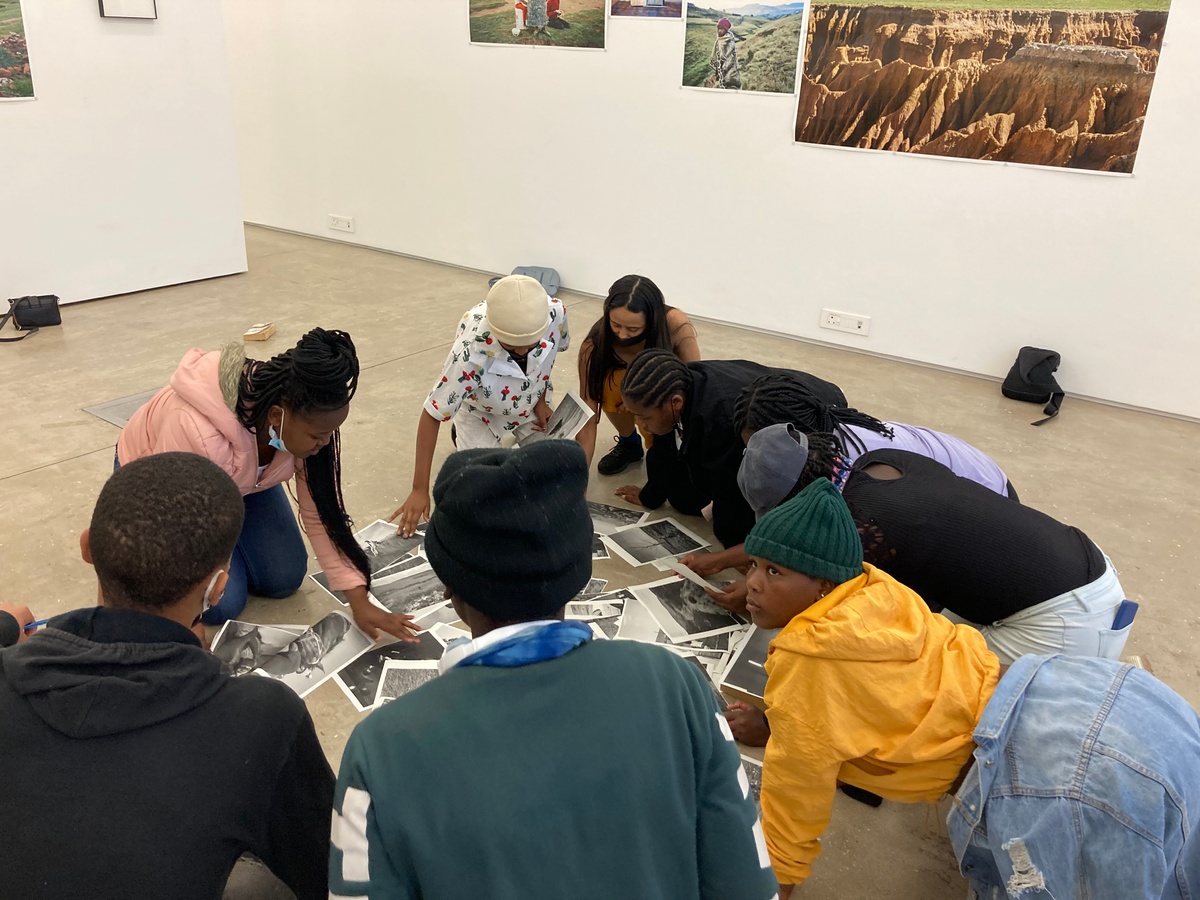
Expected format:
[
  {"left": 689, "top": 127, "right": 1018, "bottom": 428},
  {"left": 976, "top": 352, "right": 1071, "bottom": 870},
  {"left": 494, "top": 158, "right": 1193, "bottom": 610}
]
[{"left": 597, "top": 436, "right": 644, "bottom": 476}]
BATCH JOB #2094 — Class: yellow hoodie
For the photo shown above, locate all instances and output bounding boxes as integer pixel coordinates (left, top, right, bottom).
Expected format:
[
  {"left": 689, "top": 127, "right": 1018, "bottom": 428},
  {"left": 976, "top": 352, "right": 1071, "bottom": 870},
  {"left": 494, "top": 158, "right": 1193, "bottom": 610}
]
[{"left": 760, "top": 563, "right": 999, "bottom": 885}]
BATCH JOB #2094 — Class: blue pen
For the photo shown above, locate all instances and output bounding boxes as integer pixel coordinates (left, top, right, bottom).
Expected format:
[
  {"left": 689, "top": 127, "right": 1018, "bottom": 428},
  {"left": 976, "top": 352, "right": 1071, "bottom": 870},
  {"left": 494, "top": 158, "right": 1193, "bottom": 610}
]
[{"left": 24, "top": 618, "right": 49, "bottom": 632}]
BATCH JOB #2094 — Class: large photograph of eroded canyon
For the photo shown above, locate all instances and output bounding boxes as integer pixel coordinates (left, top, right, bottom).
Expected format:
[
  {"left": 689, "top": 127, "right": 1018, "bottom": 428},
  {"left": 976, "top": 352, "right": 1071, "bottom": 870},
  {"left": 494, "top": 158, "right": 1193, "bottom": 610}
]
[{"left": 794, "top": 2, "right": 1170, "bottom": 172}]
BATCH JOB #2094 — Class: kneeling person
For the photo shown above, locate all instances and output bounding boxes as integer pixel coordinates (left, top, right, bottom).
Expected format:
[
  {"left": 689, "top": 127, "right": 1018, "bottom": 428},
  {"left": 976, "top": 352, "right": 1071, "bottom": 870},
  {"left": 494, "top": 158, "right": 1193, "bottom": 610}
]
[
  {"left": 0, "top": 453, "right": 334, "bottom": 900},
  {"left": 331, "top": 441, "right": 777, "bottom": 900},
  {"left": 746, "top": 479, "right": 1200, "bottom": 899}
]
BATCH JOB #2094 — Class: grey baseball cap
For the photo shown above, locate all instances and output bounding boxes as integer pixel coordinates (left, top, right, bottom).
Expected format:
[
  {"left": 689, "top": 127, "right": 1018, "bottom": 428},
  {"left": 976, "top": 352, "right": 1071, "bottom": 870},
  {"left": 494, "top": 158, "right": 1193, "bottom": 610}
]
[{"left": 738, "top": 423, "right": 810, "bottom": 519}]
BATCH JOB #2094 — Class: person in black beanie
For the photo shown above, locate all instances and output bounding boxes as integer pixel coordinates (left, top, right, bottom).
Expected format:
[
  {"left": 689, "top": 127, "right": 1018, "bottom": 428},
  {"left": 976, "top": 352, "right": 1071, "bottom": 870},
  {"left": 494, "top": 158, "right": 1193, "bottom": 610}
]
[{"left": 329, "top": 440, "right": 779, "bottom": 900}]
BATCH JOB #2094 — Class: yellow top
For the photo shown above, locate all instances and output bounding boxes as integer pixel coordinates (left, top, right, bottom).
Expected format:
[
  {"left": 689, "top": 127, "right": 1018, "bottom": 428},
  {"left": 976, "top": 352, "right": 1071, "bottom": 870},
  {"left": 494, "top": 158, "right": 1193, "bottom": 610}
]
[{"left": 761, "top": 563, "right": 1000, "bottom": 884}]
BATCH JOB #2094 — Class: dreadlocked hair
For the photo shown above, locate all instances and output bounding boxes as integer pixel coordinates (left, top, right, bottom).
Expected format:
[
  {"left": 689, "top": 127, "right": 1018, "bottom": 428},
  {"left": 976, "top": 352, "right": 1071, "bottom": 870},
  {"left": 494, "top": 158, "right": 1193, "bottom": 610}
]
[
  {"left": 236, "top": 328, "right": 371, "bottom": 587},
  {"left": 584, "top": 275, "right": 674, "bottom": 403},
  {"left": 779, "top": 433, "right": 845, "bottom": 504},
  {"left": 733, "top": 374, "right": 893, "bottom": 455},
  {"left": 620, "top": 348, "right": 693, "bottom": 411}
]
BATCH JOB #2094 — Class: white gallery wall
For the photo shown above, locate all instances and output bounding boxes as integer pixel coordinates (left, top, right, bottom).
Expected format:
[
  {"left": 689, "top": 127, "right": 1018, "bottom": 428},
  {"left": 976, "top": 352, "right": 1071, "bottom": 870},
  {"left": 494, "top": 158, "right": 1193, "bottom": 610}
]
[
  {"left": 3, "top": 1, "right": 246, "bottom": 305},
  {"left": 221, "top": 0, "right": 1200, "bottom": 419}
]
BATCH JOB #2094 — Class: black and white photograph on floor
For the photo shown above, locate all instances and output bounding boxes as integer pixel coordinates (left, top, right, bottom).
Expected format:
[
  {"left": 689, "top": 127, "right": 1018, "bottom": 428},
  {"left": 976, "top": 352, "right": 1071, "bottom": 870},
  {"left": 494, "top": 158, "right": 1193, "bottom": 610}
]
[
  {"left": 632, "top": 576, "right": 745, "bottom": 641},
  {"left": 211, "top": 612, "right": 373, "bottom": 699},
  {"left": 566, "top": 598, "right": 625, "bottom": 620},
  {"left": 411, "top": 601, "right": 462, "bottom": 630},
  {"left": 428, "top": 621, "right": 470, "bottom": 647},
  {"left": 615, "top": 593, "right": 673, "bottom": 645},
  {"left": 719, "top": 625, "right": 778, "bottom": 704},
  {"left": 333, "top": 631, "right": 445, "bottom": 712},
  {"left": 587, "top": 500, "right": 645, "bottom": 536},
  {"left": 369, "top": 564, "right": 447, "bottom": 617},
  {"left": 355, "top": 519, "right": 426, "bottom": 574},
  {"left": 374, "top": 660, "right": 440, "bottom": 707},
  {"left": 309, "top": 549, "right": 429, "bottom": 605},
  {"left": 576, "top": 577, "right": 609, "bottom": 599},
  {"left": 592, "top": 533, "right": 610, "bottom": 560},
  {"left": 601, "top": 517, "right": 709, "bottom": 567},
  {"left": 517, "top": 391, "right": 595, "bottom": 445}
]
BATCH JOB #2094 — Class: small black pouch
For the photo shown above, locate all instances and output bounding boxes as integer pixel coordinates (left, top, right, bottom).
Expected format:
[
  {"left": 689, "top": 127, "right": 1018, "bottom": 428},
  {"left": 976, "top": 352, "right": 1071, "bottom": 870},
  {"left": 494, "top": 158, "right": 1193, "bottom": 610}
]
[
  {"left": 0, "top": 295, "right": 61, "bottom": 342},
  {"left": 1002, "top": 346, "right": 1063, "bottom": 426}
]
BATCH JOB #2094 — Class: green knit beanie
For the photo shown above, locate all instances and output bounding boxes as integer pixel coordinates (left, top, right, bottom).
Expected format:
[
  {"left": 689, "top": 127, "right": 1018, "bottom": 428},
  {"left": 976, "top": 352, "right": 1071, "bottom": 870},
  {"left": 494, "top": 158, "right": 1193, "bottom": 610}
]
[{"left": 744, "top": 478, "right": 863, "bottom": 584}]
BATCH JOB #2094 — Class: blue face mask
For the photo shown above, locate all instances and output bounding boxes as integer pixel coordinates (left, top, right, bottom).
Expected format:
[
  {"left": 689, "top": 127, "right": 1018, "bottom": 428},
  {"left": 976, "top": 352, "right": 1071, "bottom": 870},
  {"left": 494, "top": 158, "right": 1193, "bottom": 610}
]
[{"left": 268, "top": 408, "right": 289, "bottom": 454}]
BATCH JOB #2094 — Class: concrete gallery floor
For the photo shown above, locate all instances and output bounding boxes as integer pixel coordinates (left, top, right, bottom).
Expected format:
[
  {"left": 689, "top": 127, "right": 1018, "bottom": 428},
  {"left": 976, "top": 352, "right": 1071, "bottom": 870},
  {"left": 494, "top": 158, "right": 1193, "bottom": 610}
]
[{"left": 4, "top": 226, "right": 1199, "bottom": 898}]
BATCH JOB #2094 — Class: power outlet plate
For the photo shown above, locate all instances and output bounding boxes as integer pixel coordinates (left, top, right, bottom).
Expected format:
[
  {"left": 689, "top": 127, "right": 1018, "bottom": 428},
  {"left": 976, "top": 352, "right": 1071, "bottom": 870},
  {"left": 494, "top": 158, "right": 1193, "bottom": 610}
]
[
  {"left": 819, "top": 308, "right": 871, "bottom": 336},
  {"left": 328, "top": 214, "right": 355, "bottom": 233}
]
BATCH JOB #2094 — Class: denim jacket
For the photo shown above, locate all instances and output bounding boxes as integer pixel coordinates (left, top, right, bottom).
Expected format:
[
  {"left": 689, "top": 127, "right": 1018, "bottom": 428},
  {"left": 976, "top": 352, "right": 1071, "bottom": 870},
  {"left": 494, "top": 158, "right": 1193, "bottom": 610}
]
[{"left": 948, "top": 654, "right": 1200, "bottom": 900}]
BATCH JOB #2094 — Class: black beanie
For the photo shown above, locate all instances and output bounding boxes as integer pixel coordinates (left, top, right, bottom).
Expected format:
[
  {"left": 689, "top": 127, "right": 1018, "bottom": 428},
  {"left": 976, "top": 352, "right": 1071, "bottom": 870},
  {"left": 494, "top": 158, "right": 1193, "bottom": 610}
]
[{"left": 423, "top": 440, "right": 593, "bottom": 622}]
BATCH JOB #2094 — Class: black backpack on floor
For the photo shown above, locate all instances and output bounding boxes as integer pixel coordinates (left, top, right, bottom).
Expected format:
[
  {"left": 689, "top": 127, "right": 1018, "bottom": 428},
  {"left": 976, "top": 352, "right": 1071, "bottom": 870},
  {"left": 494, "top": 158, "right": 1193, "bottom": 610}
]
[{"left": 1002, "top": 346, "right": 1064, "bottom": 426}]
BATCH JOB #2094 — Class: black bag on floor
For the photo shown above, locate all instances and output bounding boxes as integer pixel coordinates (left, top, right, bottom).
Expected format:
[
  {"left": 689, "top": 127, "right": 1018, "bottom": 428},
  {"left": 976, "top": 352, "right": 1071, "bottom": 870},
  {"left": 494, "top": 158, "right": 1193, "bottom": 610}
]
[
  {"left": 1002, "top": 346, "right": 1064, "bottom": 426},
  {"left": 0, "top": 295, "right": 61, "bottom": 342}
]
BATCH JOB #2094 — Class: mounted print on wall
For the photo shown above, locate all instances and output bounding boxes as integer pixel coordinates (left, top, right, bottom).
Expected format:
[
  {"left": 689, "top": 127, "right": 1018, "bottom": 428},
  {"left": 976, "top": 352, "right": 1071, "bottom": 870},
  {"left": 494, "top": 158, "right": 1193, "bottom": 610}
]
[
  {"left": 612, "top": 0, "right": 684, "bottom": 19},
  {"left": 98, "top": 0, "right": 157, "bottom": 18},
  {"left": 0, "top": 0, "right": 34, "bottom": 99},
  {"left": 795, "top": 0, "right": 1171, "bottom": 173},
  {"left": 470, "top": 0, "right": 607, "bottom": 48},
  {"left": 682, "top": 2, "right": 807, "bottom": 94}
]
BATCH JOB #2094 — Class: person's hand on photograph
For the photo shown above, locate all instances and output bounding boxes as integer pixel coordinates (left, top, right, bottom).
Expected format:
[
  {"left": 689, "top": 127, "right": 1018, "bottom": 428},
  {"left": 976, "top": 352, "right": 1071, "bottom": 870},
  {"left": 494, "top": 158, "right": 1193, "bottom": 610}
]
[
  {"left": 679, "top": 552, "right": 724, "bottom": 578},
  {"left": 344, "top": 586, "right": 421, "bottom": 643},
  {"left": 351, "top": 603, "right": 421, "bottom": 644},
  {"left": 705, "top": 580, "right": 749, "bottom": 613},
  {"left": 614, "top": 485, "right": 644, "bottom": 506},
  {"left": 723, "top": 702, "right": 770, "bottom": 747},
  {"left": 532, "top": 395, "right": 553, "bottom": 433},
  {"left": 0, "top": 603, "right": 36, "bottom": 644},
  {"left": 389, "top": 489, "right": 430, "bottom": 538}
]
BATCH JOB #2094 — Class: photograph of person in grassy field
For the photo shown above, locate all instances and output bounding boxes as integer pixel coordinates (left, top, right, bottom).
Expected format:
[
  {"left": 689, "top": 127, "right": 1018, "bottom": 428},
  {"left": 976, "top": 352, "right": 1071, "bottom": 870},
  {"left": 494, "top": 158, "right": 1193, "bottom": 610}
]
[
  {"left": 682, "top": 2, "right": 807, "bottom": 94},
  {"left": 0, "top": 0, "right": 34, "bottom": 100},
  {"left": 469, "top": 0, "right": 607, "bottom": 48},
  {"left": 795, "top": 0, "right": 1171, "bottom": 172}
]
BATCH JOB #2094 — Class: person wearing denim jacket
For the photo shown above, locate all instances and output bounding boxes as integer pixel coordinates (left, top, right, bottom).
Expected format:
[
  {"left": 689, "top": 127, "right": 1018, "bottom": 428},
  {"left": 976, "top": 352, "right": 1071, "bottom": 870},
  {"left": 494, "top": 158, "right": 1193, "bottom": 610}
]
[{"left": 950, "top": 653, "right": 1200, "bottom": 900}]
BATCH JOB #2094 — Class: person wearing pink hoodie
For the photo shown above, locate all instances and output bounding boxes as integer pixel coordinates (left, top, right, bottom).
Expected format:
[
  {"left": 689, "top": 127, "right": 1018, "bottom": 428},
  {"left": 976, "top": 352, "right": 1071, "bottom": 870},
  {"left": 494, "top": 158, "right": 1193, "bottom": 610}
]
[{"left": 117, "top": 328, "right": 417, "bottom": 643}]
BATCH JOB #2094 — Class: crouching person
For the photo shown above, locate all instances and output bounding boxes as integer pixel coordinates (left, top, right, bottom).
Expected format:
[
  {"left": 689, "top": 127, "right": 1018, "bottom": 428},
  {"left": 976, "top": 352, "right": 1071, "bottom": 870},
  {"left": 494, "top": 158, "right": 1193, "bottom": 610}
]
[
  {"left": 330, "top": 441, "right": 778, "bottom": 899},
  {"left": 0, "top": 453, "right": 334, "bottom": 900},
  {"left": 743, "top": 478, "right": 1200, "bottom": 899}
]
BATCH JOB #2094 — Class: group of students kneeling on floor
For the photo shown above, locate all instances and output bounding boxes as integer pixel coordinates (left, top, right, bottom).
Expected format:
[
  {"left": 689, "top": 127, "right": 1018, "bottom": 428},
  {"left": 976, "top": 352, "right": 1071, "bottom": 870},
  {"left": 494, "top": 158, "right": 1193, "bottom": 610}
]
[{"left": 1, "top": 272, "right": 1197, "bottom": 900}]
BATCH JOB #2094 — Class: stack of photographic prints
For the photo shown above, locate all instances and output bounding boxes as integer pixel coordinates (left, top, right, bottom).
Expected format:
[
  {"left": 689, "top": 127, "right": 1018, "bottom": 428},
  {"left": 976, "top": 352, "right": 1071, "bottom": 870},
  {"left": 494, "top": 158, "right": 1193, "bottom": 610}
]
[
  {"left": 517, "top": 392, "right": 595, "bottom": 445},
  {"left": 210, "top": 612, "right": 375, "bottom": 699}
]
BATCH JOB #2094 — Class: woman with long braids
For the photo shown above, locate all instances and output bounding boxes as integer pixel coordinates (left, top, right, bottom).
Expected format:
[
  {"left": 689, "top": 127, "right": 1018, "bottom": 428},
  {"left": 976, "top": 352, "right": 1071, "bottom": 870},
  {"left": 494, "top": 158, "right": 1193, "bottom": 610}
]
[
  {"left": 616, "top": 348, "right": 845, "bottom": 549},
  {"left": 117, "top": 328, "right": 417, "bottom": 642},
  {"left": 575, "top": 275, "right": 700, "bottom": 474}
]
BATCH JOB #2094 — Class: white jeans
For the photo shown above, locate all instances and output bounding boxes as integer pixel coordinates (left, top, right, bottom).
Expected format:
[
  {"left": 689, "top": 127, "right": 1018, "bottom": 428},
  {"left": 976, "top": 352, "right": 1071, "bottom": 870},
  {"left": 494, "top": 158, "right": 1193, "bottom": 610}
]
[
  {"left": 942, "top": 557, "right": 1131, "bottom": 666},
  {"left": 453, "top": 409, "right": 539, "bottom": 449}
]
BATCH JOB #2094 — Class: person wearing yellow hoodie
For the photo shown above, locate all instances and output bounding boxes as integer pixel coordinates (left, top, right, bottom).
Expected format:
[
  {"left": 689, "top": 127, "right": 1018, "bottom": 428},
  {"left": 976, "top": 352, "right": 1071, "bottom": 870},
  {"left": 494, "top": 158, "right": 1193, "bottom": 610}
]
[
  {"left": 742, "top": 477, "right": 1000, "bottom": 894},
  {"left": 744, "top": 478, "right": 1200, "bottom": 900}
]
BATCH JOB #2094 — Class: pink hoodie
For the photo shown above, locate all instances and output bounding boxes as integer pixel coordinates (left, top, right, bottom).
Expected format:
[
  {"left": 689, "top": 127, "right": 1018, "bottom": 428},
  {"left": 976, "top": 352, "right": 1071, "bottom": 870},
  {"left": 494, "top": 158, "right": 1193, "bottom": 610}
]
[{"left": 117, "top": 348, "right": 366, "bottom": 591}]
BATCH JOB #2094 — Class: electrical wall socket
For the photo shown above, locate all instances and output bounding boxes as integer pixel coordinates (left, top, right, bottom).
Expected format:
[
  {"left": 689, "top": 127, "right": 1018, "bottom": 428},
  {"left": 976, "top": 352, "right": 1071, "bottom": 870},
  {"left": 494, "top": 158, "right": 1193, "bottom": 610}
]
[
  {"left": 819, "top": 308, "right": 871, "bottom": 336},
  {"left": 328, "top": 214, "right": 355, "bottom": 233}
]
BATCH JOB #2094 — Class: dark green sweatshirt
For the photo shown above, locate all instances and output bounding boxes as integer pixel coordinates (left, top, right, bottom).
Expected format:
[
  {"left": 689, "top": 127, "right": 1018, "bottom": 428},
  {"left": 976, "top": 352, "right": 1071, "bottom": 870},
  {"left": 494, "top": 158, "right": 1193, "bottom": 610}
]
[{"left": 330, "top": 638, "right": 778, "bottom": 899}]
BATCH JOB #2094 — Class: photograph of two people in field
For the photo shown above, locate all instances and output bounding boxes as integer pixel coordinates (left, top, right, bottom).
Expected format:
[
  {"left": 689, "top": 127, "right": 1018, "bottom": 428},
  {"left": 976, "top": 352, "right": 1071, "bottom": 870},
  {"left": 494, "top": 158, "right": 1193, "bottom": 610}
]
[{"left": 0, "top": 0, "right": 33, "bottom": 99}]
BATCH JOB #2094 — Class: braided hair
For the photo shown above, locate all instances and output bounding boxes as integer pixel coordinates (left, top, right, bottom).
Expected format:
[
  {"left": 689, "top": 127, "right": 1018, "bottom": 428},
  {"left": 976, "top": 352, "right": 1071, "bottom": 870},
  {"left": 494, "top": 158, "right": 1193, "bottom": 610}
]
[
  {"left": 733, "top": 374, "right": 892, "bottom": 454},
  {"left": 584, "top": 275, "right": 674, "bottom": 403},
  {"left": 620, "top": 348, "right": 693, "bottom": 411},
  {"left": 236, "top": 328, "right": 370, "bottom": 587}
]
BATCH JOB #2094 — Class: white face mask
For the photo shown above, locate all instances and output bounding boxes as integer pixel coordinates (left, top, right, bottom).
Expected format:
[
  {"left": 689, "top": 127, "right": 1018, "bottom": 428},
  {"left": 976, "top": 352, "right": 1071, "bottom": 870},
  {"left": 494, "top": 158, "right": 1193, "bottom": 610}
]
[
  {"left": 268, "top": 408, "right": 289, "bottom": 454},
  {"left": 194, "top": 570, "right": 225, "bottom": 625}
]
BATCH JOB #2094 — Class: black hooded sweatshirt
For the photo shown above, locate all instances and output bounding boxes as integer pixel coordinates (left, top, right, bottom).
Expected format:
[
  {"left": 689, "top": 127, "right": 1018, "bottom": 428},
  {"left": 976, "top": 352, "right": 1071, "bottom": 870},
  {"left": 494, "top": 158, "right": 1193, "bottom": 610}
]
[{"left": 0, "top": 607, "right": 334, "bottom": 900}]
